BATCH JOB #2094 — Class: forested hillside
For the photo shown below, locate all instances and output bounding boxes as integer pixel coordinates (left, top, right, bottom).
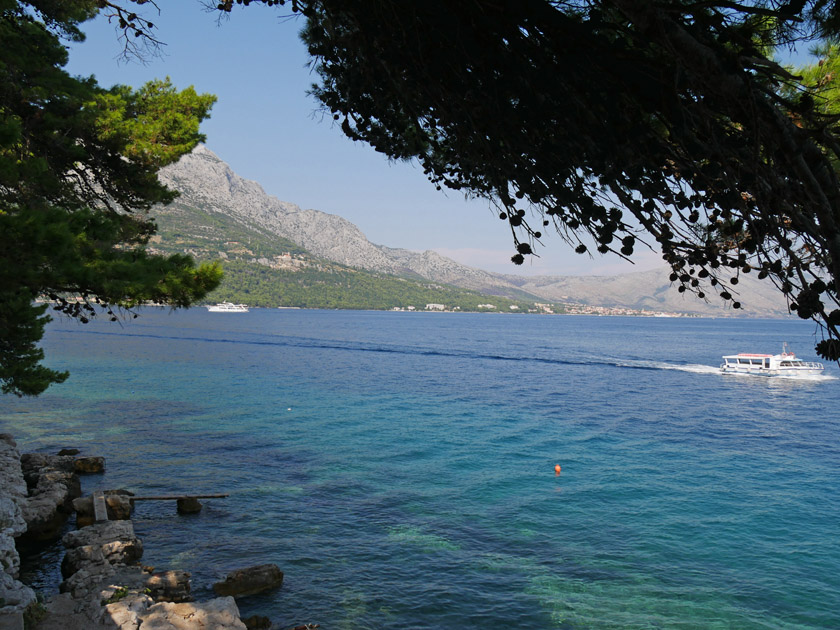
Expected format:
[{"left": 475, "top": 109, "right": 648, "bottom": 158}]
[
  {"left": 150, "top": 199, "right": 542, "bottom": 312},
  {"left": 155, "top": 147, "right": 791, "bottom": 317}
]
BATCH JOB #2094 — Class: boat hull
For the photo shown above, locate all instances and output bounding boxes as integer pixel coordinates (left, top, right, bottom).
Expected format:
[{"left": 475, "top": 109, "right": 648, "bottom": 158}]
[
  {"left": 720, "top": 366, "right": 824, "bottom": 377},
  {"left": 206, "top": 302, "right": 249, "bottom": 313}
]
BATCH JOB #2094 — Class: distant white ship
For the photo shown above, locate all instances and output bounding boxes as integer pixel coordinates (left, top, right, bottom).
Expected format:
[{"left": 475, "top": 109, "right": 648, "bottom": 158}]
[
  {"left": 720, "top": 343, "right": 823, "bottom": 376},
  {"left": 206, "top": 302, "right": 249, "bottom": 313}
]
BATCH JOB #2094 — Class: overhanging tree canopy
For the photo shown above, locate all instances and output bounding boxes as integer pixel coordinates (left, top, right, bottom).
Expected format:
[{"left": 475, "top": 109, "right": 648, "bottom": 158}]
[
  {"left": 216, "top": 0, "right": 840, "bottom": 360},
  {"left": 1, "top": 0, "right": 222, "bottom": 396}
]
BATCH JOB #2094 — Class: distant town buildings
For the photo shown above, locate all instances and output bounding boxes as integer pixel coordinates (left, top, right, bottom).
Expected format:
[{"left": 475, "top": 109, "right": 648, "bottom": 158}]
[
  {"left": 382, "top": 301, "right": 692, "bottom": 317},
  {"left": 561, "top": 303, "right": 693, "bottom": 317}
]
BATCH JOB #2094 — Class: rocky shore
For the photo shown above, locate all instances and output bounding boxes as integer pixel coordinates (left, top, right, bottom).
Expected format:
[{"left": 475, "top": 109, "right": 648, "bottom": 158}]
[{"left": 0, "top": 434, "right": 282, "bottom": 630}]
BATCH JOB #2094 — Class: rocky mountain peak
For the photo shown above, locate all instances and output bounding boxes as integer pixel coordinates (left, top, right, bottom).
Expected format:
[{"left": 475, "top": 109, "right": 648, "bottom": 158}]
[{"left": 157, "top": 147, "right": 791, "bottom": 316}]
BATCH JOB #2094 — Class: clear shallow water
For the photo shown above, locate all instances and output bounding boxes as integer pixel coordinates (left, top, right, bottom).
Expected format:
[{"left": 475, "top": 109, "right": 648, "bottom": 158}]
[{"left": 2, "top": 309, "right": 839, "bottom": 629}]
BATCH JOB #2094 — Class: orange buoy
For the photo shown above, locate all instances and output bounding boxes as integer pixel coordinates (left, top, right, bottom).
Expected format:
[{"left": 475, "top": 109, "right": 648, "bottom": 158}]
[{"left": 554, "top": 464, "right": 562, "bottom": 475}]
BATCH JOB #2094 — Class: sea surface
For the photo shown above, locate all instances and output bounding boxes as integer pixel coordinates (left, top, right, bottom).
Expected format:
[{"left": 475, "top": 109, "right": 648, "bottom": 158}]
[{"left": 2, "top": 309, "right": 839, "bottom": 629}]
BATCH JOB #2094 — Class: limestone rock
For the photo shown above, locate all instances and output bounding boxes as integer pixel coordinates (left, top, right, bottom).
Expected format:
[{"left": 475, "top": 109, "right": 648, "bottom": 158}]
[
  {"left": 63, "top": 520, "right": 136, "bottom": 549},
  {"left": 61, "top": 538, "right": 142, "bottom": 579},
  {"left": 158, "top": 145, "right": 793, "bottom": 316},
  {"left": 136, "top": 597, "right": 247, "bottom": 630},
  {"left": 0, "top": 436, "right": 27, "bottom": 508},
  {"left": 0, "top": 435, "right": 37, "bottom": 619},
  {"left": 18, "top": 454, "right": 81, "bottom": 542},
  {"left": 0, "top": 438, "right": 27, "bottom": 579},
  {"left": 97, "top": 536, "right": 143, "bottom": 567},
  {"left": 20, "top": 474, "right": 81, "bottom": 541},
  {"left": 73, "top": 457, "right": 105, "bottom": 475},
  {"left": 19, "top": 454, "right": 75, "bottom": 479},
  {"left": 98, "top": 592, "right": 154, "bottom": 629},
  {"left": 0, "top": 570, "right": 36, "bottom": 615},
  {"left": 60, "top": 521, "right": 143, "bottom": 598},
  {"left": 144, "top": 570, "right": 191, "bottom": 603},
  {"left": 59, "top": 560, "right": 114, "bottom": 600},
  {"left": 61, "top": 545, "right": 106, "bottom": 579},
  {"left": 0, "top": 499, "right": 24, "bottom": 577},
  {"left": 30, "top": 593, "right": 81, "bottom": 630},
  {"left": 212, "top": 564, "right": 283, "bottom": 598},
  {"left": 63, "top": 565, "right": 143, "bottom": 606},
  {"left": 73, "top": 494, "right": 132, "bottom": 527},
  {"left": 0, "top": 611, "right": 24, "bottom": 630}
]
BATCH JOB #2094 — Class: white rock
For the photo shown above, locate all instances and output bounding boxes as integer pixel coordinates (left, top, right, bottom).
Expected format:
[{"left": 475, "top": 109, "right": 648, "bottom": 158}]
[
  {"left": 136, "top": 597, "right": 246, "bottom": 630},
  {"left": 0, "top": 435, "right": 36, "bottom": 616}
]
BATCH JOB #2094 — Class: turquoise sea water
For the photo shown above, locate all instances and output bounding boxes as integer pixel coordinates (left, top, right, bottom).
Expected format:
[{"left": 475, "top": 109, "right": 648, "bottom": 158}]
[{"left": 2, "top": 309, "right": 839, "bottom": 629}]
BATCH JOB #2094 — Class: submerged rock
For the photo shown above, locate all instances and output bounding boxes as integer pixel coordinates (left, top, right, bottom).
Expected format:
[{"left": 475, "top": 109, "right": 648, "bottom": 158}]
[
  {"left": 176, "top": 497, "right": 203, "bottom": 514},
  {"left": 243, "top": 614, "right": 273, "bottom": 629},
  {"left": 212, "top": 564, "right": 284, "bottom": 597},
  {"left": 3, "top": 435, "right": 252, "bottom": 629},
  {"left": 72, "top": 457, "right": 105, "bottom": 475}
]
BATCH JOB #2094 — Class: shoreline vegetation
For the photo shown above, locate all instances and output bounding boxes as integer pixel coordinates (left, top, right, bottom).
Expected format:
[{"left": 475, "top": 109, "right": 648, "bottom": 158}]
[{"left": 37, "top": 297, "right": 716, "bottom": 319}]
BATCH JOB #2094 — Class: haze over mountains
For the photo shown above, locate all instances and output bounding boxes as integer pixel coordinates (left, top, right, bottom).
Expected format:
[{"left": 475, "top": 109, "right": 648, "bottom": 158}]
[{"left": 156, "top": 145, "right": 790, "bottom": 317}]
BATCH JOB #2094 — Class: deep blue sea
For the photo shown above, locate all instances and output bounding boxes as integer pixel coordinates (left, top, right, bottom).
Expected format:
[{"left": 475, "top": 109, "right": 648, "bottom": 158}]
[{"left": 2, "top": 309, "right": 839, "bottom": 629}]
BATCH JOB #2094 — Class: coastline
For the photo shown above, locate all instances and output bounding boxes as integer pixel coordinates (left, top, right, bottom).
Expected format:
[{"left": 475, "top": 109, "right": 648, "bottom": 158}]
[{"left": 0, "top": 434, "right": 268, "bottom": 630}]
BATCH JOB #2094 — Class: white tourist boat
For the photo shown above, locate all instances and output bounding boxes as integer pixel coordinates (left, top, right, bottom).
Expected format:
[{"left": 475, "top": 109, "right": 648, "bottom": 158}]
[
  {"left": 720, "top": 344, "right": 823, "bottom": 376},
  {"left": 206, "top": 302, "right": 249, "bottom": 313}
]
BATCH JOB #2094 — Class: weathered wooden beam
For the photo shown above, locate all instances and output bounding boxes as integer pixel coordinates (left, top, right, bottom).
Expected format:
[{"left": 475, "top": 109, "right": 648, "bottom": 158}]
[{"left": 129, "top": 493, "right": 229, "bottom": 501}]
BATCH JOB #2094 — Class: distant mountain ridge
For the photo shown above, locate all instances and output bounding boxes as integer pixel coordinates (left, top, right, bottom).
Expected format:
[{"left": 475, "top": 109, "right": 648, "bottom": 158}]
[{"left": 157, "top": 145, "right": 791, "bottom": 317}]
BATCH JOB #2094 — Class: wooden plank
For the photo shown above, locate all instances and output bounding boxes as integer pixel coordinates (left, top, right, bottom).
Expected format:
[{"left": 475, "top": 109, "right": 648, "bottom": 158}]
[
  {"left": 92, "top": 490, "right": 108, "bottom": 522},
  {"left": 130, "top": 493, "right": 229, "bottom": 501}
]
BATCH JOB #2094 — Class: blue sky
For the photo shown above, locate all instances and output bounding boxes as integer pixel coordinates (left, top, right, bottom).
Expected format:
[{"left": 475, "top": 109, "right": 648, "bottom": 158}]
[{"left": 66, "top": 3, "right": 667, "bottom": 276}]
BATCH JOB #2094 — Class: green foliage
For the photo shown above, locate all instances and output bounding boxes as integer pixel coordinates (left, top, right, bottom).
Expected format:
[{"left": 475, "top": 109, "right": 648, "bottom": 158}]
[
  {"left": 93, "top": 79, "right": 216, "bottom": 167},
  {"left": 220, "top": 0, "right": 840, "bottom": 359},
  {"left": 0, "top": 1, "right": 220, "bottom": 396},
  {"left": 0, "top": 292, "right": 68, "bottom": 397},
  {"left": 207, "top": 260, "right": 536, "bottom": 312},
  {"left": 148, "top": 194, "right": 542, "bottom": 311},
  {"left": 152, "top": 200, "right": 307, "bottom": 260},
  {"left": 792, "top": 42, "right": 840, "bottom": 117},
  {"left": 102, "top": 586, "right": 130, "bottom": 605},
  {"left": 23, "top": 600, "right": 48, "bottom": 630}
]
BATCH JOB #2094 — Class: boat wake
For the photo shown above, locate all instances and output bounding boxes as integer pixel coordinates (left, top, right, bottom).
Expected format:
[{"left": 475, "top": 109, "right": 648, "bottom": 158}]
[
  {"left": 612, "top": 359, "right": 837, "bottom": 380},
  {"left": 666, "top": 363, "right": 723, "bottom": 375},
  {"left": 612, "top": 360, "right": 720, "bottom": 375},
  {"left": 58, "top": 326, "right": 836, "bottom": 380}
]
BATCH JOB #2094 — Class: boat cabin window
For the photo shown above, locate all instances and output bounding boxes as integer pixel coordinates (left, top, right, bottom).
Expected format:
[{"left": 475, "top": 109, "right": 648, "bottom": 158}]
[
  {"left": 780, "top": 360, "right": 792, "bottom": 366},
  {"left": 765, "top": 358, "right": 770, "bottom": 368}
]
